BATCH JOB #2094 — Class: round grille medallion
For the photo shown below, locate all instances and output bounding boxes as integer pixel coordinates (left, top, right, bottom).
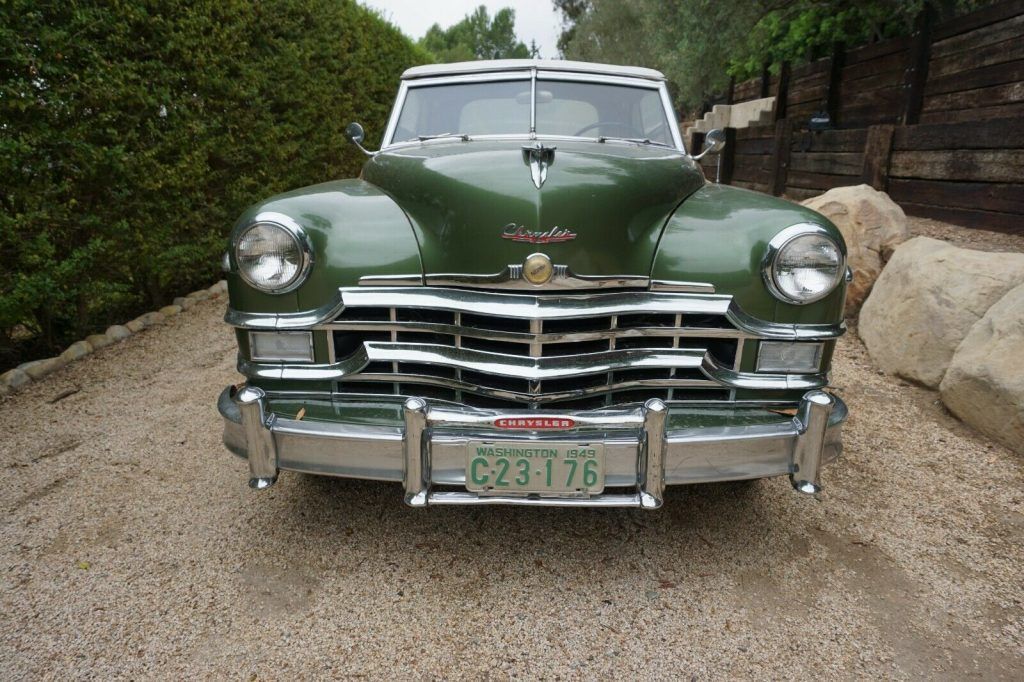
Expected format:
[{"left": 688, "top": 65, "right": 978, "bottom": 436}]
[{"left": 523, "top": 253, "right": 554, "bottom": 285}]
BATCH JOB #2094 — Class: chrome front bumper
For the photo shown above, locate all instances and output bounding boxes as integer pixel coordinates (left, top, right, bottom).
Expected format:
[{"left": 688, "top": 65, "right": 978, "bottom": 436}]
[{"left": 218, "top": 387, "right": 847, "bottom": 508}]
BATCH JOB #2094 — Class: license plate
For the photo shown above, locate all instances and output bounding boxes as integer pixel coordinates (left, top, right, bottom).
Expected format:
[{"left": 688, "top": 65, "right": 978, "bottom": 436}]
[{"left": 466, "top": 441, "right": 606, "bottom": 495}]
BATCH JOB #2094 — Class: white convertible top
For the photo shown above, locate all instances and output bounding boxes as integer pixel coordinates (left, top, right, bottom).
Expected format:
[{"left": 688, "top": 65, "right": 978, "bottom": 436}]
[{"left": 401, "top": 59, "right": 666, "bottom": 82}]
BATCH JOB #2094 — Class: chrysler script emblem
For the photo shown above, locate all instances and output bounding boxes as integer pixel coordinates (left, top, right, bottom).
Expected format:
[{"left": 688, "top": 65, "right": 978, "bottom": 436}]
[
  {"left": 501, "top": 223, "right": 577, "bottom": 244},
  {"left": 522, "top": 143, "right": 556, "bottom": 189},
  {"left": 494, "top": 417, "right": 576, "bottom": 430}
]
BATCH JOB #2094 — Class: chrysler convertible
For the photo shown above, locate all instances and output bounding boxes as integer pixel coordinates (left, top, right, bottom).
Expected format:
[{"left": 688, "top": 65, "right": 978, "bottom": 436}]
[{"left": 217, "top": 59, "right": 849, "bottom": 508}]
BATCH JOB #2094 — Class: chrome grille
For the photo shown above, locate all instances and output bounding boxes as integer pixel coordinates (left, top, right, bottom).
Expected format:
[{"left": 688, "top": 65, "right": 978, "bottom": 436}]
[{"left": 323, "top": 289, "right": 747, "bottom": 409}]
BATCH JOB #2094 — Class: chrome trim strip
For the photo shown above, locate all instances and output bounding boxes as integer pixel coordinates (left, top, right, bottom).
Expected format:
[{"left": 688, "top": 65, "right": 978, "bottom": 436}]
[
  {"left": 341, "top": 287, "right": 732, "bottom": 319},
  {"left": 358, "top": 274, "right": 423, "bottom": 286},
  {"left": 423, "top": 266, "right": 650, "bottom": 291},
  {"left": 364, "top": 343, "right": 706, "bottom": 381},
  {"left": 339, "top": 373, "right": 719, "bottom": 403},
  {"left": 401, "top": 60, "right": 666, "bottom": 82},
  {"left": 225, "top": 296, "right": 346, "bottom": 330},
  {"left": 239, "top": 342, "right": 828, "bottom": 390},
  {"left": 324, "top": 320, "right": 746, "bottom": 342},
  {"left": 228, "top": 286, "right": 846, "bottom": 340},
  {"left": 649, "top": 280, "right": 716, "bottom": 294}
]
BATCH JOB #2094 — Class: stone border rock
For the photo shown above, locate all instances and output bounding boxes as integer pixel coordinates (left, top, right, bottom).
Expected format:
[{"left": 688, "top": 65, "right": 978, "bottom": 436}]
[{"left": 0, "top": 280, "right": 228, "bottom": 397}]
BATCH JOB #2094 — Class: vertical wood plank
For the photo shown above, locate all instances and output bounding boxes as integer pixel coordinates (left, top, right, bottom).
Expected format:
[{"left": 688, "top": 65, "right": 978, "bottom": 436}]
[
  {"left": 760, "top": 62, "right": 771, "bottom": 98},
  {"left": 719, "top": 127, "right": 737, "bottom": 184},
  {"left": 862, "top": 124, "right": 896, "bottom": 190},
  {"left": 770, "top": 119, "right": 792, "bottom": 196},
  {"left": 726, "top": 76, "right": 735, "bottom": 105},
  {"left": 774, "top": 62, "right": 791, "bottom": 122},
  {"left": 902, "top": 8, "right": 934, "bottom": 125},
  {"left": 691, "top": 131, "right": 706, "bottom": 158},
  {"left": 825, "top": 42, "right": 846, "bottom": 126}
]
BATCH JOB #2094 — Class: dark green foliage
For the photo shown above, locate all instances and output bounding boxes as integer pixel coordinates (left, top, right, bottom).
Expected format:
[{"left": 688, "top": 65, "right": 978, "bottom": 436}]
[
  {"left": 0, "top": 0, "right": 428, "bottom": 368},
  {"left": 555, "top": 0, "right": 984, "bottom": 112},
  {"left": 419, "top": 5, "right": 536, "bottom": 62}
]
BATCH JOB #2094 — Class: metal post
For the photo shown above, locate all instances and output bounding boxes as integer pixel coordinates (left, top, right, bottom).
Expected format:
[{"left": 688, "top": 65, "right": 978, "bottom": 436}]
[
  {"left": 640, "top": 399, "right": 667, "bottom": 509},
  {"left": 403, "top": 397, "right": 429, "bottom": 507},
  {"left": 791, "top": 391, "right": 833, "bottom": 494},
  {"left": 235, "top": 386, "right": 278, "bottom": 490}
]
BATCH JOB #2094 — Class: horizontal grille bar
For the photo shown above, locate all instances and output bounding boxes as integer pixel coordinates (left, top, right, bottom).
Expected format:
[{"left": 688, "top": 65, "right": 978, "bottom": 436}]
[{"left": 339, "top": 287, "right": 732, "bottom": 320}]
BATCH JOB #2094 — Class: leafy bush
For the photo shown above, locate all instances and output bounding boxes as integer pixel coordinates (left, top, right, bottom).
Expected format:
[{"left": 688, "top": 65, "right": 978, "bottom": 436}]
[{"left": 0, "top": 0, "right": 428, "bottom": 369}]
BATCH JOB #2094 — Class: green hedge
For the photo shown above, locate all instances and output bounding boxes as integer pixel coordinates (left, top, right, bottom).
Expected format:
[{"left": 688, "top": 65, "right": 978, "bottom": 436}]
[{"left": 0, "top": 0, "right": 428, "bottom": 369}]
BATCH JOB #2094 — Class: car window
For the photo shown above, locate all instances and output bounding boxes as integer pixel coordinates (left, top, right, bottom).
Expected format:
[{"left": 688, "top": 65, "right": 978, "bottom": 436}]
[
  {"left": 391, "top": 77, "right": 674, "bottom": 146},
  {"left": 535, "top": 80, "right": 672, "bottom": 145},
  {"left": 393, "top": 80, "right": 531, "bottom": 141}
]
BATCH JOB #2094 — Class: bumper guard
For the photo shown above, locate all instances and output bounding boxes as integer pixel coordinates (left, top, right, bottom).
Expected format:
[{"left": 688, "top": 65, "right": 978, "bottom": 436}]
[{"left": 223, "top": 386, "right": 843, "bottom": 508}]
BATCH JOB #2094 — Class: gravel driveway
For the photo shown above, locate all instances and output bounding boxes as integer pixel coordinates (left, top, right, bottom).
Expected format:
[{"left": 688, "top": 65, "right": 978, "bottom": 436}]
[{"left": 2, "top": 295, "right": 1022, "bottom": 679}]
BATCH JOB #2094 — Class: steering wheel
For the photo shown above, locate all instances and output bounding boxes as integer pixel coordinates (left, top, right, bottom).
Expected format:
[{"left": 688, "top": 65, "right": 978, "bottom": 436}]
[{"left": 573, "top": 121, "right": 645, "bottom": 138}]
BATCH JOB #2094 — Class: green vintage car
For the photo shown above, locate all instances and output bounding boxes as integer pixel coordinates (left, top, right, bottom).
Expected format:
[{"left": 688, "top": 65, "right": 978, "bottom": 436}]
[{"left": 218, "top": 59, "right": 849, "bottom": 508}]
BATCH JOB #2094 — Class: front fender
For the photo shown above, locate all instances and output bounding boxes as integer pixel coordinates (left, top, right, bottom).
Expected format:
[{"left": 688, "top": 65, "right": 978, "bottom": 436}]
[
  {"left": 652, "top": 184, "right": 847, "bottom": 325},
  {"left": 226, "top": 179, "right": 422, "bottom": 314}
]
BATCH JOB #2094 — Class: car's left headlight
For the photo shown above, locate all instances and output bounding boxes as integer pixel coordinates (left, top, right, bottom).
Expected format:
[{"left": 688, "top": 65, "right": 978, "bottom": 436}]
[
  {"left": 763, "top": 223, "right": 844, "bottom": 304},
  {"left": 233, "top": 213, "right": 312, "bottom": 294}
]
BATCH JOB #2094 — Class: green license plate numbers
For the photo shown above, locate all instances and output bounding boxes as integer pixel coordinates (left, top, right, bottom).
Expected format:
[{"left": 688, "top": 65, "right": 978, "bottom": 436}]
[{"left": 465, "top": 441, "right": 606, "bottom": 495}]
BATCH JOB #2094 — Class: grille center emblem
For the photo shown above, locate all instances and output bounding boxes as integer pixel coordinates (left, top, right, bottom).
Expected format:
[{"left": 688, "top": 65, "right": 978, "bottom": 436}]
[
  {"left": 523, "top": 253, "right": 554, "bottom": 285},
  {"left": 522, "top": 143, "right": 556, "bottom": 189}
]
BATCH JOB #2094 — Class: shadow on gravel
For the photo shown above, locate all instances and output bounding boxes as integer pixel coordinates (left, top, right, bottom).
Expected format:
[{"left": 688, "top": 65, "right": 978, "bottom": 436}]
[{"left": 274, "top": 474, "right": 783, "bottom": 565}]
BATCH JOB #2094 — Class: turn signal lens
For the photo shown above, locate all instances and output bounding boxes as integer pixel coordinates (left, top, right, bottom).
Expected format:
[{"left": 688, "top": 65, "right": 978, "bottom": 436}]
[
  {"left": 756, "top": 341, "right": 823, "bottom": 373},
  {"left": 249, "top": 331, "right": 314, "bottom": 363}
]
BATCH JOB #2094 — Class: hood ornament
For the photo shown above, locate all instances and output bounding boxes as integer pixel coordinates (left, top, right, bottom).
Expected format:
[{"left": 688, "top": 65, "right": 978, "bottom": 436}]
[
  {"left": 522, "top": 143, "right": 556, "bottom": 189},
  {"left": 502, "top": 223, "right": 576, "bottom": 244}
]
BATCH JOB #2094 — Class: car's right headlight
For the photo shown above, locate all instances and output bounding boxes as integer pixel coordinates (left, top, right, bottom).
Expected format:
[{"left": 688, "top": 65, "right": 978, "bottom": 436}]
[
  {"left": 763, "top": 223, "right": 845, "bottom": 304},
  {"left": 233, "top": 213, "right": 312, "bottom": 294}
]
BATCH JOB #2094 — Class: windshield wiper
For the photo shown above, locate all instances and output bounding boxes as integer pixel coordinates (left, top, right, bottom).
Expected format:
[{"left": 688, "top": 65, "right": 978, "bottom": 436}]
[
  {"left": 416, "top": 132, "right": 471, "bottom": 141},
  {"left": 597, "top": 136, "right": 671, "bottom": 148}
]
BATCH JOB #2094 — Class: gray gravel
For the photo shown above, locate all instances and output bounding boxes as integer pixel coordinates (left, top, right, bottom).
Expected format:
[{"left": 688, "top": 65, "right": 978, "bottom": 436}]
[{"left": 1, "top": 296, "right": 1022, "bottom": 680}]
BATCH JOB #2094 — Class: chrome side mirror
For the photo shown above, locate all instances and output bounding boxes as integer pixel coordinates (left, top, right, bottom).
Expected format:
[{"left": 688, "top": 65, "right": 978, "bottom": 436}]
[
  {"left": 345, "top": 121, "right": 376, "bottom": 156},
  {"left": 692, "top": 128, "right": 726, "bottom": 160}
]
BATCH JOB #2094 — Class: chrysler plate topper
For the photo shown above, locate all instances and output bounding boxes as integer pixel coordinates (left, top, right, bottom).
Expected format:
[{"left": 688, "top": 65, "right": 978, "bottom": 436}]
[{"left": 219, "top": 59, "right": 849, "bottom": 509}]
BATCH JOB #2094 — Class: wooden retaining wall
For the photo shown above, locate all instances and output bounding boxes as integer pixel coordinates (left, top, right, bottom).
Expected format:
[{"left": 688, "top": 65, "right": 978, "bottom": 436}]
[{"left": 693, "top": 0, "right": 1023, "bottom": 233}]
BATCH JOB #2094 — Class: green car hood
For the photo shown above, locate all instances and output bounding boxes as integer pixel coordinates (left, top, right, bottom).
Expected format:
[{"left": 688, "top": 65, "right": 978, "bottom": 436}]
[{"left": 362, "top": 139, "right": 705, "bottom": 276}]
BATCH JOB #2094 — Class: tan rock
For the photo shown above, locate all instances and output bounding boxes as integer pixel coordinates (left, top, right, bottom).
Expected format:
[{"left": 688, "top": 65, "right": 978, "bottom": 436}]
[
  {"left": 86, "top": 334, "right": 112, "bottom": 350},
  {"left": 125, "top": 318, "right": 147, "bottom": 333},
  {"left": 139, "top": 311, "right": 166, "bottom": 326},
  {"left": 802, "top": 184, "right": 909, "bottom": 314},
  {"left": 860, "top": 237, "right": 1024, "bottom": 387},
  {"left": 940, "top": 284, "right": 1024, "bottom": 455},
  {"left": 25, "top": 356, "right": 67, "bottom": 380},
  {"left": 1, "top": 368, "right": 31, "bottom": 390},
  {"left": 186, "top": 289, "right": 212, "bottom": 301},
  {"left": 208, "top": 280, "right": 228, "bottom": 298},
  {"left": 105, "top": 325, "right": 132, "bottom": 341},
  {"left": 174, "top": 296, "right": 195, "bottom": 310},
  {"left": 60, "top": 340, "right": 93, "bottom": 362},
  {"left": 160, "top": 304, "right": 182, "bottom": 317}
]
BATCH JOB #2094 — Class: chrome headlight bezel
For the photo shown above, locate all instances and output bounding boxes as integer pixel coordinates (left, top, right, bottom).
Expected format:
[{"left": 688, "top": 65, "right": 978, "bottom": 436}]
[
  {"left": 762, "top": 223, "right": 845, "bottom": 305},
  {"left": 232, "top": 212, "right": 313, "bottom": 294}
]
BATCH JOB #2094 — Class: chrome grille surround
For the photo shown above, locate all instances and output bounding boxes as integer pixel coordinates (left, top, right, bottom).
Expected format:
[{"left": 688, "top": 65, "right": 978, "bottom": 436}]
[{"left": 250, "top": 287, "right": 842, "bottom": 409}]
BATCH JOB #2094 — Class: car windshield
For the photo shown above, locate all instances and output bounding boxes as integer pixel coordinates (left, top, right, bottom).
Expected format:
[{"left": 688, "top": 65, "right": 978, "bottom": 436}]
[{"left": 392, "top": 77, "right": 673, "bottom": 146}]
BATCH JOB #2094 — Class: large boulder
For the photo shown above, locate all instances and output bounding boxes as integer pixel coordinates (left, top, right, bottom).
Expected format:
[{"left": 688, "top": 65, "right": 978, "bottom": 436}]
[
  {"left": 940, "top": 284, "right": 1024, "bottom": 455},
  {"left": 859, "top": 237, "right": 1024, "bottom": 388},
  {"left": 801, "top": 184, "right": 909, "bottom": 313}
]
